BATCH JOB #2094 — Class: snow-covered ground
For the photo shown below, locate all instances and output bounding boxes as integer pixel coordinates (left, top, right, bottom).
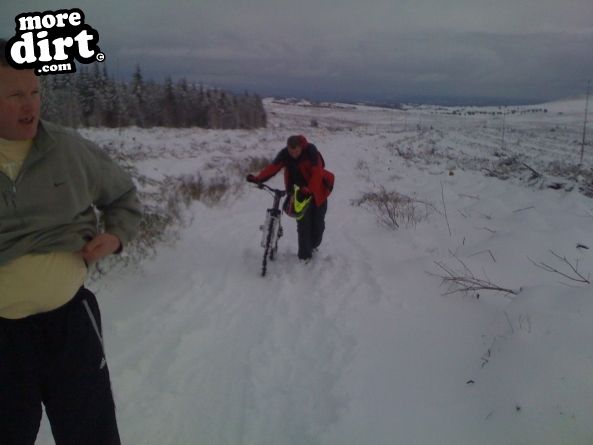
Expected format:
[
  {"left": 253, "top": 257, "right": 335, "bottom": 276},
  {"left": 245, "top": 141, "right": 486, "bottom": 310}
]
[{"left": 38, "top": 97, "right": 593, "bottom": 444}]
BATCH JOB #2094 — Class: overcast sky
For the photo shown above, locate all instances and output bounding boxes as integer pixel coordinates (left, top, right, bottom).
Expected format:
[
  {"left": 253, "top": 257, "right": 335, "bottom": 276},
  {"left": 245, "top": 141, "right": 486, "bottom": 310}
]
[{"left": 2, "top": 0, "right": 592, "bottom": 104}]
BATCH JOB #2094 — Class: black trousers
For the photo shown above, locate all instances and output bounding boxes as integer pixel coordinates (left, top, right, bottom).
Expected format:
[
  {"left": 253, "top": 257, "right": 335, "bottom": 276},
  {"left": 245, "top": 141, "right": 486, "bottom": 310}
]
[
  {"left": 297, "top": 200, "right": 328, "bottom": 260},
  {"left": 0, "top": 287, "right": 121, "bottom": 445}
]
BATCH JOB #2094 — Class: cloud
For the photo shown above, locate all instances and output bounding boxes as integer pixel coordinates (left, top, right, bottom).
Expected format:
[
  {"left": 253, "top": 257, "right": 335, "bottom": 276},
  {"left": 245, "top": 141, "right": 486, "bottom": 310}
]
[{"left": 1, "top": 0, "right": 592, "bottom": 103}]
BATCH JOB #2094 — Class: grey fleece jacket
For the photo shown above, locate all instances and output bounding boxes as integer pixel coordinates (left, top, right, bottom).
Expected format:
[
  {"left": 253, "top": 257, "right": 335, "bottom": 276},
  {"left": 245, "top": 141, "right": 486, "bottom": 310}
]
[{"left": 0, "top": 120, "right": 141, "bottom": 266}]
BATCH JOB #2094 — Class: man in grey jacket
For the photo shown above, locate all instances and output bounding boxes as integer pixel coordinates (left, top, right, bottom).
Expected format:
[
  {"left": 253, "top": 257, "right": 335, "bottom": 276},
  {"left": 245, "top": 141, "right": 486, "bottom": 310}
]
[{"left": 0, "top": 39, "right": 141, "bottom": 445}]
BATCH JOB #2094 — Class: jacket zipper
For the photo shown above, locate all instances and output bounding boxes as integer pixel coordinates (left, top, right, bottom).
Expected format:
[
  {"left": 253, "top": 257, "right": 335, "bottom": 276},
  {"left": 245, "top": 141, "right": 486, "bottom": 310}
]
[
  {"left": 0, "top": 152, "right": 39, "bottom": 208},
  {"left": 0, "top": 171, "right": 17, "bottom": 208}
]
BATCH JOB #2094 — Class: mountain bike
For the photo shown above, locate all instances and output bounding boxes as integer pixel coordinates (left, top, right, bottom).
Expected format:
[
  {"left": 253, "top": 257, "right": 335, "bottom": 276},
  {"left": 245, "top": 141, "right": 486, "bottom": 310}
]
[{"left": 255, "top": 183, "right": 286, "bottom": 276}]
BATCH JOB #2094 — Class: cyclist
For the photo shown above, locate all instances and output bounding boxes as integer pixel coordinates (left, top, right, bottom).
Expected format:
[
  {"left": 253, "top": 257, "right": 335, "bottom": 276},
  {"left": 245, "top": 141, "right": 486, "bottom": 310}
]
[{"left": 247, "top": 135, "right": 334, "bottom": 261}]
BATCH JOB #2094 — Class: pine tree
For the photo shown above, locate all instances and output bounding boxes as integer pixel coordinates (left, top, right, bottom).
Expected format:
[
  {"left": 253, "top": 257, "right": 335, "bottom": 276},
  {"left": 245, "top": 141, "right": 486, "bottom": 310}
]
[{"left": 38, "top": 63, "right": 267, "bottom": 130}]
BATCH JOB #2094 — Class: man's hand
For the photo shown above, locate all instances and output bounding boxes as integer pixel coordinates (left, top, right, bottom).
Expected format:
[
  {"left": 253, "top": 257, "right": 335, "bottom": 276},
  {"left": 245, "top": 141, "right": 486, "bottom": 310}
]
[
  {"left": 246, "top": 174, "right": 260, "bottom": 184},
  {"left": 79, "top": 233, "right": 122, "bottom": 264}
]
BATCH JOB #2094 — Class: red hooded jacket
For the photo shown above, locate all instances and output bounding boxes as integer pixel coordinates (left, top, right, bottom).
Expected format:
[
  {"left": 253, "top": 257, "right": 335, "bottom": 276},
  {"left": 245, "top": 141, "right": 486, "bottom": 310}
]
[{"left": 253, "top": 139, "right": 334, "bottom": 206}]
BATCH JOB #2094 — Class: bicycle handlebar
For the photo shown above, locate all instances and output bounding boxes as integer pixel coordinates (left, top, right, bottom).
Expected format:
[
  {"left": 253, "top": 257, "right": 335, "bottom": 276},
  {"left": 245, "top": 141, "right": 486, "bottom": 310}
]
[{"left": 255, "top": 183, "right": 287, "bottom": 197}]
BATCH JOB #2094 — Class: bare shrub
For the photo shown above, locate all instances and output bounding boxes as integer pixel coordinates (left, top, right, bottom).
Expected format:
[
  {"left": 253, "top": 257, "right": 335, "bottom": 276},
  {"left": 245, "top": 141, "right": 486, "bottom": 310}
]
[
  {"left": 352, "top": 186, "right": 435, "bottom": 230},
  {"left": 242, "top": 156, "right": 271, "bottom": 176},
  {"left": 431, "top": 255, "right": 519, "bottom": 297},
  {"left": 174, "top": 174, "right": 231, "bottom": 207},
  {"left": 175, "top": 174, "right": 205, "bottom": 205},
  {"left": 200, "top": 178, "right": 231, "bottom": 205},
  {"left": 528, "top": 250, "right": 591, "bottom": 285},
  {"left": 387, "top": 142, "right": 415, "bottom": 160}
]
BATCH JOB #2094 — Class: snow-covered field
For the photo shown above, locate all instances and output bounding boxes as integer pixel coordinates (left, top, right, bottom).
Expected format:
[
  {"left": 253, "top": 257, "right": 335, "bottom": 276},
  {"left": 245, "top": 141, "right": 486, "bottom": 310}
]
[{"left": 39, "top": 98, "right": 593, "bottom": 444}]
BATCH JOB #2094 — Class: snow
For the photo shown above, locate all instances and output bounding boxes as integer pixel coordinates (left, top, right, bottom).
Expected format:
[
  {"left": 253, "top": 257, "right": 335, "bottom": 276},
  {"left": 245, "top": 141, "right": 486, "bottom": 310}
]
[{"left": 37, "top": 97, "right": 593, "bottom": 444}]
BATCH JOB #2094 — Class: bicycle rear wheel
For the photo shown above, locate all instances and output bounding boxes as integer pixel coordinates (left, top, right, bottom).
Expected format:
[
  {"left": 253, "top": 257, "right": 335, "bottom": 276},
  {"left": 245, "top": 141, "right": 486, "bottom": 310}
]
[{"left": 269, "top": 222, "right": 282, "bottom": 261}]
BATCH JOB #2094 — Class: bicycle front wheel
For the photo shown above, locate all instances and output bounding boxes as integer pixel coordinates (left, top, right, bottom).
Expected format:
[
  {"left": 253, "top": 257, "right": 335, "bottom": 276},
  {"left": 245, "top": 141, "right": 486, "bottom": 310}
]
[{"left": 261, "top": 217, "right": 276, "bottom": 276}]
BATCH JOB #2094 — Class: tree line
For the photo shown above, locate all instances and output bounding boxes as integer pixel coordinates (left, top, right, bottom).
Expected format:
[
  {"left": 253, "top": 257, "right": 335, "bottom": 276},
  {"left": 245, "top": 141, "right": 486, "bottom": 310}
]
[{"left": 40, "top": 65, "right": 267, "bottom": 129}]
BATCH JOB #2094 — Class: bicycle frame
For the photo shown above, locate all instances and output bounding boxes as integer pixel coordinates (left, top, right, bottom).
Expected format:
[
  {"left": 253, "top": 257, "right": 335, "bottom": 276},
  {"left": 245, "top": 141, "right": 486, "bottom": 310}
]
[{"left": 255, "top": 183, "right": 286, "bottom": 276}]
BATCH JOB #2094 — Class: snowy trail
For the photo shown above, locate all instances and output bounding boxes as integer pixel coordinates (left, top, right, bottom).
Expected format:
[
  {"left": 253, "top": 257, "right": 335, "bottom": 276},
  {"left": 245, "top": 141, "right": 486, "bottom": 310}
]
[
  {"left": 95, "top": 187, "right": 387, "bottom": 444},
  {"left": 94, "top": 133, "right": 480, "bottom": 445},
  {"left": 65, "top": 130, "right": 402, "bottom": 444}
]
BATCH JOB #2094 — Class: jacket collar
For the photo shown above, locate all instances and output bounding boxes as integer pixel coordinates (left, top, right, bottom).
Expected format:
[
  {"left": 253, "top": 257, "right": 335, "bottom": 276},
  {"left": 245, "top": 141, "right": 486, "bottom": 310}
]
[
  {"left": 14, "top": 120, "right": 56, "bottom": 174},
  {"left": 30, "top": 120, "right": 56, "bottom": 158}
]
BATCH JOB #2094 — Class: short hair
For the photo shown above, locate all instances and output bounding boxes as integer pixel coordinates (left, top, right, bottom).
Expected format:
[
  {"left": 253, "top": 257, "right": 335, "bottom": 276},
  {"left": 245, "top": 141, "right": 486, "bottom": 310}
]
[{"left": 0, "top": 39, "right": 9, "bottom": 66}]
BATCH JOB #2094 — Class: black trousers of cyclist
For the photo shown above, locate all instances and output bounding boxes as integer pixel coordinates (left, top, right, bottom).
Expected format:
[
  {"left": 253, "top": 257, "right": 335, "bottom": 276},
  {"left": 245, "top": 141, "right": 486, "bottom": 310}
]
[
  {"left": 297, "top": 200, "right": 328, "bottom": 260},
  {"left": 0, "top": 287, "right": 121, "bottom": 445}
]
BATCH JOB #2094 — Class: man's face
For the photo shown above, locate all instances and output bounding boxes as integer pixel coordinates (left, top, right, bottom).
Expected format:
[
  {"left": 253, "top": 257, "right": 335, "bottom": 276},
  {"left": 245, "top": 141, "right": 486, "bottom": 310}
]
[
  {"left": 288, "top": 144, "right": 303, "bottom": 159},
  {"left": 0, "top": 65, "right": 41, "bottom": 140}
]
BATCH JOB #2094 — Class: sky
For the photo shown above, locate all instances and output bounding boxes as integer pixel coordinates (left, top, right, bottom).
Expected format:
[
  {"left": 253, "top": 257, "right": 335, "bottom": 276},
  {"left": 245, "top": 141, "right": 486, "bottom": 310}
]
[{"left": 2, "top": 0, "right": 593, "bottom": 105}]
